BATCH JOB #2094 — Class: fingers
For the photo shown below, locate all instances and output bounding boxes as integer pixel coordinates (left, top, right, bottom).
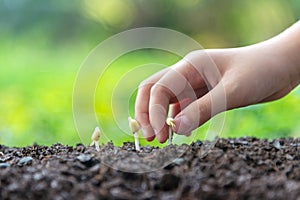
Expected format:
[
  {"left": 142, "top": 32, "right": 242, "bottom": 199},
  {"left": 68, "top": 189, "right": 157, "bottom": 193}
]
[
  {"left": 135, "top": 68, "right": 169, "bottom": 141},
  {"left": 169, "top": 87, "right": 209, "bottom": 117},
  {"left": 136, "top": 60, "right": 197, "bottom": 143},
  {"left": 170, "top": 98, "right": 191, "bottom": 118},
  {"left": 149, "top": 63, "right": 199, "bottom": 143},
  {"left": 136, "top": 54, "right": 221, "bottom": 142},
  {"left": 173, "top": 82, "right": 227, "bottom": 135},
  {"left": 135, "top": 83, "right": 156, "bottom": 141}
]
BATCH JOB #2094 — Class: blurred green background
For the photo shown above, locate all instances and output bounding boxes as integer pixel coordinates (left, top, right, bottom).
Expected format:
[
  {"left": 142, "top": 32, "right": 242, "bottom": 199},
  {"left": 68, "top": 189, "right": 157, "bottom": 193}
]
[{"left": 0, "top": 0, "right": 300, "bottom": 147}]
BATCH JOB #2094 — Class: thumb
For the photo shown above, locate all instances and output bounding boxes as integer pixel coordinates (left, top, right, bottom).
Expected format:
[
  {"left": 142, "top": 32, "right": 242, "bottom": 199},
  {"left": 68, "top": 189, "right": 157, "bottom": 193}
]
[{"left": 173, "top": 82, "right": 227, "bottom": 135}]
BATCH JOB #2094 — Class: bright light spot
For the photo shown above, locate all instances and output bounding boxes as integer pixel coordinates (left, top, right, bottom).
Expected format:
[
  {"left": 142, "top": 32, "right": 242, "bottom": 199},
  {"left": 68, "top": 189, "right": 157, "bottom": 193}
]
[{"left": 84, "top": 0, "right": 135, "bottom": 29}]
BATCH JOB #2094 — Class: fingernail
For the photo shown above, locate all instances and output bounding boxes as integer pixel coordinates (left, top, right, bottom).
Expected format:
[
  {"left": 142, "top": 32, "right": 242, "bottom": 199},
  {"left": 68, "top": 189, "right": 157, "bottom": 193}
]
[
  {"left": 185, "top": 132, "right": 192, "bottom": 137},
  {"left": 174, "top": 115, "right": 192, "bottom": 135},
  {"left": 141, "top": 125, "right": 156, "bottom": 141},
  {"left": 150, "top": 104, "right": 167, "bottom": 131}
]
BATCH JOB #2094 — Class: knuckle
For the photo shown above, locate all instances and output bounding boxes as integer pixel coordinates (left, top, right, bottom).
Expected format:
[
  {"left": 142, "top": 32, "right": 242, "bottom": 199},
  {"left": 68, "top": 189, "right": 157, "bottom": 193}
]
[
  {"left": 138, "top": 79, "right": 152, "bottom": 89},
  {"left": 134, "top": 114, "right": 142, "bottom": 122},
  {"left": 139, "top": 69, "right": 167, "bottom": 89},
  {"left": 150, "top": 84, "right": 164, "bottom": 96},
  {"left": 134, "top": 111, "right": 145, "bottom": 122},
  {"left": 185, "top": 50, "right": 206, "bottom": 61},
  {"left": 135, "top": 111, "right": 151, "bottom": 127}
]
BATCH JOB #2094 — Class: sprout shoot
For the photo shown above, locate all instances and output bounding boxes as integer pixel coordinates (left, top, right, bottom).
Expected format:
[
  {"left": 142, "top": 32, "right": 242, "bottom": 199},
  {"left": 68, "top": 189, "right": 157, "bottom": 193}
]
[
  {"left": 166, "top": 117, "right": 175, "bottom": 145},
  {"left": 128, "top": 117, "right": 140, "bottom": 151},
  {"left": 90, "top": 126, "right": 101, "bottom": 151}
]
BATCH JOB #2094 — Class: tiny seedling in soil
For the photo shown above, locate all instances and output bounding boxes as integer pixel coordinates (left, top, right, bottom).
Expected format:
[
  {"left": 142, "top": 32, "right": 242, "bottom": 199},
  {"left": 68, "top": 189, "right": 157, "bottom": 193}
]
[
  {"left": 90, "top": 126, "right": 101, "bottom": 151},
  {"left": 166, "top": 117, "right": 175, "bottom": 145},
  {"left": 128, "top": 117, "right": 140, "bottom": 151}
]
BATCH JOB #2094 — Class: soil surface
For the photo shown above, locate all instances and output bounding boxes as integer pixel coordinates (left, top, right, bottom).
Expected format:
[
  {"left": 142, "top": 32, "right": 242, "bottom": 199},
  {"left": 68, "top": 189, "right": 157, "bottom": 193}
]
[{"left": 0, "top": 137, "right": 299, "bottom": 200}]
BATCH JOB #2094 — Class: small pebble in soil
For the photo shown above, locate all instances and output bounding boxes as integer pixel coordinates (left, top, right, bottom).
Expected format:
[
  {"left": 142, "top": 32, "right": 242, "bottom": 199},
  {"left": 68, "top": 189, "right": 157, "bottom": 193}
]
[
  {"left": 76, "top": 154, "right": 92, "bottom": 163},
  {"left": 76, "top": 154, "right": 97, "bottom": 168},
  {"left": 17, "top": 156, "right": 33, "bottom": 166},
  {"left": 272, "top": 140, "right": 282, "bottom": 150},
  {"left": 0, "top": 163, "right": 10, "bottom": 169},
  {"left": 172, "top": 158, "right": 185, "bottom": 165}
]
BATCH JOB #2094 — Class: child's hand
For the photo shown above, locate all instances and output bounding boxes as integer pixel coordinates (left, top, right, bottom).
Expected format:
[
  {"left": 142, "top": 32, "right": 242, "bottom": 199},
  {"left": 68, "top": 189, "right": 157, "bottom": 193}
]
[{"left": 135, "top": 21, "right": 300, "bottom": 143}]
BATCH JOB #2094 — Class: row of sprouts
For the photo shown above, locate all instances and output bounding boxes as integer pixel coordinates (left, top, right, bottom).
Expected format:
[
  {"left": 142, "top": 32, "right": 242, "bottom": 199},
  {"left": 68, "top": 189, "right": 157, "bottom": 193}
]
[{"left": 90, "top": 117, "right": 176, "bottom": 152}]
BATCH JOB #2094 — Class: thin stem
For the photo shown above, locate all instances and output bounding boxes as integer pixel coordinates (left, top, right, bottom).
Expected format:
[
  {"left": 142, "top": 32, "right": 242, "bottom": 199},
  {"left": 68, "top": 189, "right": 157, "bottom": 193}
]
[
  {"left": 134, "top": 132, "right": 140, "bottom": 151},
  {"left": 166, "top": 117, "right": 175, "bottom": 145},
  {"left": 95, "top": 142, "right": 100, "bottom": 152},
  {"left": 168, "top": 126, "right": 173, "bottom": 145}
]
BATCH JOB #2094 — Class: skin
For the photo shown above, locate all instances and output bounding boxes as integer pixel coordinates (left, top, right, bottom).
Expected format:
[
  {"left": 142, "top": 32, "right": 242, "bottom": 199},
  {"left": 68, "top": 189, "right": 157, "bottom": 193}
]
[{"left": 135, "top": 21, "right": 300, "bottom": 143}]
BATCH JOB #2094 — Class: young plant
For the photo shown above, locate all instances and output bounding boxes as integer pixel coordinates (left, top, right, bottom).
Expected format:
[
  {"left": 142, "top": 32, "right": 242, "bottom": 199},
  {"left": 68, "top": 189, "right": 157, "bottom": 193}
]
[
  {"left": 90, "top": 126, "right": 101, "bottom": 152},
  {"left": 128, "top": 117, "right": 140, "bottom": 151},
  {"left": 166, "top": 117, "right": 175, "bottom": 145}
]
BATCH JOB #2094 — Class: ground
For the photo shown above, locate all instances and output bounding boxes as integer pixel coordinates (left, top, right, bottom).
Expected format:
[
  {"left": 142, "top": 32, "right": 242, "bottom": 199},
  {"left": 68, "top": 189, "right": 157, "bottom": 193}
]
[{"left": 0, "top": 137, "right": 299, "bottom": 200}]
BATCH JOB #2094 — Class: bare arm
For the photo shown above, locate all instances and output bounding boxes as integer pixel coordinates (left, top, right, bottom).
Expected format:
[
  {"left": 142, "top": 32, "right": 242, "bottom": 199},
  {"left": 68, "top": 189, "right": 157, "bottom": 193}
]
[{"left": 135, "top": 21, "right": 300, "bottom": 143}]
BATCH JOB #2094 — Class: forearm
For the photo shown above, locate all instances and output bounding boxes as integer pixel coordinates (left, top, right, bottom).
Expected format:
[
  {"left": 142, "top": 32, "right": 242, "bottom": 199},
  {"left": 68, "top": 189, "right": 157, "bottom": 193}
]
[
  {"left": 135, "top": 21, "right": 300, "bottom": 140},
  {"left": 244, "top": 21, "right": 300, "bottom": 89},
  {"left": 267, "top": 21, "right": 300, "bottom": 84}
]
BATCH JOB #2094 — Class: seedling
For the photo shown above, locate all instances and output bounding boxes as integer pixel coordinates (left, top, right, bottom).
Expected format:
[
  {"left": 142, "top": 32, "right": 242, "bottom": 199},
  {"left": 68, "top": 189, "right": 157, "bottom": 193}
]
[
  {"left": 128, "top": 117, "right": 140, "bottom": 151},
  {"left": 166, "top": 117, "right": 175, "bottom": 145},
  {"left": 90, "top": 126, "right": 101, "bottom": 151}
]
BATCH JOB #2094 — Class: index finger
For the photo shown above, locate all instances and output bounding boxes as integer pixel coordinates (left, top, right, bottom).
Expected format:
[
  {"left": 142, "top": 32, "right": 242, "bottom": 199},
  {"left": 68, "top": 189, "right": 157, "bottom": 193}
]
[
  {"left": 149, "top": 59, "right": 206, "bottom": 142},
  {"left": 135, "top": 68, "right": 169, "bottom": 141},
  {"left": 149, "top": 62, "right": 192, "bottom": 142}
]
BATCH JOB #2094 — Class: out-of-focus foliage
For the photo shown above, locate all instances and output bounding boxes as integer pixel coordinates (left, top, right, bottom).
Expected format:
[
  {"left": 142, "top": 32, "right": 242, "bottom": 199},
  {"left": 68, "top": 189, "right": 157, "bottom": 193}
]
[{"left": 0, "top": 0, "right": 299, "bottom": 146}]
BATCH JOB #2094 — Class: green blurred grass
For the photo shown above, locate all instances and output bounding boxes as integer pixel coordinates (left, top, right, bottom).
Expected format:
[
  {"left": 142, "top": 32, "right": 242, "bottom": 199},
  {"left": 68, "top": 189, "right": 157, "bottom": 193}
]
[
  {"left": 1, "top": 0, "right": 300, "bottom": 147},
  {"left": 0, "top": 33, "right": 83, "bottom": 146},
  {"left": 1, "top": 32, "right": 299, "bottom": 147}
]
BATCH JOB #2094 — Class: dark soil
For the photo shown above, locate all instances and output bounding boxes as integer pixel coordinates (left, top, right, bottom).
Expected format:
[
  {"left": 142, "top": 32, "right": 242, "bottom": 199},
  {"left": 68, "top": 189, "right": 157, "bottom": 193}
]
[{"left": 0, "top": 137, "right": 299, "bottom": 200}]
